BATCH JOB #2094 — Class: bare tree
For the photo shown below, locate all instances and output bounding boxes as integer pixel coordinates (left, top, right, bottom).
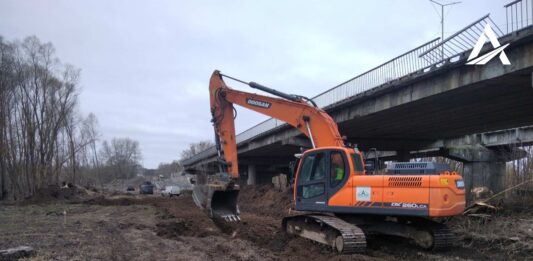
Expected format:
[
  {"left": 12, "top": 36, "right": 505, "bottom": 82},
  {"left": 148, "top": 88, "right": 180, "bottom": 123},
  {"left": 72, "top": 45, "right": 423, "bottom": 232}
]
[
  {"left": 78, "top": 113, "right": 102, "bottom": 187},
  {"left": 156, "top": 160, "right": 181, "bottom": 178},
  {"left": 180, "top": 140, "right": 214, "bottom": 159},
  {"left": 100, "top": 137, "right": 142, "bottom": 181},
  {"left": 0, "top": 36, "right": 17, "bottom": 199},
  {"left": 0, "top": 35, "right": 99, "bottom": 200}
]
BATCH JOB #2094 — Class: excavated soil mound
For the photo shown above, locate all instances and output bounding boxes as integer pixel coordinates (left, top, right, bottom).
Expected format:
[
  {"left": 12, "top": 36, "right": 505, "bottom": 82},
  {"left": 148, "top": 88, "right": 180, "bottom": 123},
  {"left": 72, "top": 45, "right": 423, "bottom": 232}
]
[
  {"left": 150, "top": 187, "right": 349, "bottom": 260},
  {"left": 155, "top": 219, "right": 209, "bottom": 238},
  {"left": 238, "top": 184, "right": 293, "bottom": 218},
  {"left": 82, "top": 195, "right": 139, "bottom": 206},
  {"left": 21, "top": 185, "right": 88, "bottom": 205}
]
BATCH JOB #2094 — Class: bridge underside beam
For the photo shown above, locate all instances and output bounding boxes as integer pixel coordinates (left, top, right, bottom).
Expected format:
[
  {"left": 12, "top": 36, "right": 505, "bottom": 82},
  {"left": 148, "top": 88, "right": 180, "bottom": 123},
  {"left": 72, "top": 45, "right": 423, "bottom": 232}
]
[{"left": 339, "top": 73, "right": 533, "bottom": 149}]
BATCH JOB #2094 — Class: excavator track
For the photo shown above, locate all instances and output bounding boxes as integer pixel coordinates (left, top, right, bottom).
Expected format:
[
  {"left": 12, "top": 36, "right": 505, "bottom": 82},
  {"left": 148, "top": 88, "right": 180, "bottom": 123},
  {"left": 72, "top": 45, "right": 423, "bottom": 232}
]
[
  {"left": 283, "top": 214, "right": 366, "bottom": 254},
  {"left": 430, "top": 225, "right": 455, "bottom": 250},
  {"left": 311, "top": 215, "right": 367, "bottom": 254},
  {"left": 355, "top": 217, "right": 456, "bottom": 251}
]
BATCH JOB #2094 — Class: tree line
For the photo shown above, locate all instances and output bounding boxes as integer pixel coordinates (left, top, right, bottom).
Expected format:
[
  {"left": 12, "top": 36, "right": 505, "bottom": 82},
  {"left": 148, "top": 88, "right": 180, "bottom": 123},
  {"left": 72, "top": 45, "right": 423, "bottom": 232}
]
[{"left": 0, "top": 36, "right": 142, "bottom": 200}]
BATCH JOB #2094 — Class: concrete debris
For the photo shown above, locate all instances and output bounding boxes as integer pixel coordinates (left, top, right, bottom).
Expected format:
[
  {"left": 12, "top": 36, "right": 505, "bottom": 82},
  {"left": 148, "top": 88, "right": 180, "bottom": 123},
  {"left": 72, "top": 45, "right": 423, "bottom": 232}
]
[{"left": 272, "top": 174, "right": 288, "bottom": 191}]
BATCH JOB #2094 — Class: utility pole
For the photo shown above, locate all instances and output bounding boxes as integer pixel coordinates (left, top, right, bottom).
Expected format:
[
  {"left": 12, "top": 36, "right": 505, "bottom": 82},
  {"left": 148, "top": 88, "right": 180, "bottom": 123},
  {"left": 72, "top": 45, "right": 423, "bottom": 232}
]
[{"left": 430, "top": 0, "right": 461, "bottom": 60}]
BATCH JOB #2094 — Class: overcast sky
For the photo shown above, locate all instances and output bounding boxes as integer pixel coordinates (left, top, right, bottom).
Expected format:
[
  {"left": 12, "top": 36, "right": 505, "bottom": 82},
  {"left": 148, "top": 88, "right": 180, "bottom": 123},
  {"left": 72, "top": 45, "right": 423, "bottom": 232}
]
[{"left": 0, "top": 0, "right": 510, "bottom": 168}]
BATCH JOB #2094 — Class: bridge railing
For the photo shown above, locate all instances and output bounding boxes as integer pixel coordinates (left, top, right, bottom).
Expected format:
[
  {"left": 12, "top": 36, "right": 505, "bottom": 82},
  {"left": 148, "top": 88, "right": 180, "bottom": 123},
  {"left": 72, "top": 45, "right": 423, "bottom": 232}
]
[
  {"left": 419, "top": 0, "right": 533, "bottom": 66},
  {"left": 419, "top": 14, "right": 504, "bottom": 65},
  {"left": 312, "top": 38, "right": 440, "bottom": 108},
  {"left": 506, "top": 0, "right": 533, "bottom": 33}
]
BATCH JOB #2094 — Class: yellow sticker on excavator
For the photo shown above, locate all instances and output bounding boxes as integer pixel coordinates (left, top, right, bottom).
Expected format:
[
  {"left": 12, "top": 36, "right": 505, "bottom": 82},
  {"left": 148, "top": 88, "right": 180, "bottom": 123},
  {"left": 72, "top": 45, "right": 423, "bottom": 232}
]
[{"left": 440, "top": 178, "right": 449, "bottom": 185}]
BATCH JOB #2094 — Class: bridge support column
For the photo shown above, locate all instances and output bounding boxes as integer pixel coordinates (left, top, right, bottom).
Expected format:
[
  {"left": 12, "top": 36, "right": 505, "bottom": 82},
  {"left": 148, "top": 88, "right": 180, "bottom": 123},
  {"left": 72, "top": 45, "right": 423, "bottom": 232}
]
[
  {"left": 446, "top": 145, "right": 526, "bottom": 200},
  {"left": 462, "top": 161, "right": 506, "bottom": 198},
  {"left": 247, "top": 164, "right": 256, "bottom": 185}
]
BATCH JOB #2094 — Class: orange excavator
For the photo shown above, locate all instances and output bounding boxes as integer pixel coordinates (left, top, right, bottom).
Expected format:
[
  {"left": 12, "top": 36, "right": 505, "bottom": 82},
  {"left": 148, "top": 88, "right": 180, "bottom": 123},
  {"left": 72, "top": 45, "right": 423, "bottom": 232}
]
[{"left": 193, "top": 70, "right": 465, "bottom": 253}]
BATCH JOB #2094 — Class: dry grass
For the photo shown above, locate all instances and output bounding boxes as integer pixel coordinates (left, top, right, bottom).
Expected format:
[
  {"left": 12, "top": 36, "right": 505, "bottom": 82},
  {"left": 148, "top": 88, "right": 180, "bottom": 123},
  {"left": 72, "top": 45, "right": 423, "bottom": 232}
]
[{"left": 450, "top": 198, "right": 533, "bottom": 259}]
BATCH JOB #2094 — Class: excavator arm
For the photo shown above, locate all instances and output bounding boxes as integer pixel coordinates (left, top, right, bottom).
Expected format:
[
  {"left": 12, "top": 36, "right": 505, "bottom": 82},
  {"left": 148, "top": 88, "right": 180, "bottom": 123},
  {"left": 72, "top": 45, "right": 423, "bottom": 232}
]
[
  {"left": 193, "top": 70, "right": 346, "bottom": 221},
  {"left": 209, "top": 70, "right": 344, "bottom": 179}
]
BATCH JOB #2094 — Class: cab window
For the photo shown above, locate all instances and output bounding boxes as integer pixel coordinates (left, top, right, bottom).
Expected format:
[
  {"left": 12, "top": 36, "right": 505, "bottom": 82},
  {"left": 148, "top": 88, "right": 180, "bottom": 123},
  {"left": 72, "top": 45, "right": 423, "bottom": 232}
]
[
  {"left": 299, "top": 153, "right": 326, "bottom": 182},
  {"left": 330, "top": 151, "right": 346, "bottom": 187},
  {"left": 298, "top": 153, "right": 327, "bottom": 199},
  {"left": 351, "top": 153, "right": 364, "bottom": 172}
]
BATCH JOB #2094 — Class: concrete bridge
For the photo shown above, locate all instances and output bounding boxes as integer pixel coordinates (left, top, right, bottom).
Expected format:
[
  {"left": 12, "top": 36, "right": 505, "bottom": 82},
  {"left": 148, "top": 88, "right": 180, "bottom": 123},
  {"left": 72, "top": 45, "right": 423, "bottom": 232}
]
[{"left": 182, "top": 5, "right": 533, "bottom": 194}]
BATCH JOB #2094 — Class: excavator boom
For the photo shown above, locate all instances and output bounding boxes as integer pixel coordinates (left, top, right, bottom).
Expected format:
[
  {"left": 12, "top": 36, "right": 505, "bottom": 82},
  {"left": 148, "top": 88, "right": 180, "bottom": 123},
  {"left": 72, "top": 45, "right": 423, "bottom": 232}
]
[
  {"left": 193, "top": 70, "right": 344, "bottom": 221},
  {"left": 208, "top": 70, "right": 344, "bottom": 178}
]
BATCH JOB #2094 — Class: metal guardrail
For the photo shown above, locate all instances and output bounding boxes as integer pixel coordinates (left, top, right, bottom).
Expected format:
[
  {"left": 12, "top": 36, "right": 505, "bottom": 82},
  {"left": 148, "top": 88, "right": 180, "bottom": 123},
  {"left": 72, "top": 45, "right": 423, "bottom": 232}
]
[
  {"left": 419, "top": 14, "right": 504, "bottom": 65},
  {"left": 182, "top": 0, "right": 533, "bottom": 166},
  {"left": 313, "top": 37, "right": 440, "bottom": 108},
  {"left": 506, "top": 0, "right": 533, "bottom": 33}
]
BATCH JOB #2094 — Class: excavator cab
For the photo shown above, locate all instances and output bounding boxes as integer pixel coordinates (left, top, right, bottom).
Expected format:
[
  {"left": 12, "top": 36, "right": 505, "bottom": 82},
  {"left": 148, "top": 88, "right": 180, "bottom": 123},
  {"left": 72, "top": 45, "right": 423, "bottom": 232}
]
[{"left": 294, "top": 147, "right": 362, "bottom": 212}]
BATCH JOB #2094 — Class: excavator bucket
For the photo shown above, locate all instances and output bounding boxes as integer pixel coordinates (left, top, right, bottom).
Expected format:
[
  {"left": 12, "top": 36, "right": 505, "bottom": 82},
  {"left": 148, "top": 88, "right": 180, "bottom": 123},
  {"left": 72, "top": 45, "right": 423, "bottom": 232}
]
[{"left": 192, "top": 173, "right": 240, "bottom": 222}]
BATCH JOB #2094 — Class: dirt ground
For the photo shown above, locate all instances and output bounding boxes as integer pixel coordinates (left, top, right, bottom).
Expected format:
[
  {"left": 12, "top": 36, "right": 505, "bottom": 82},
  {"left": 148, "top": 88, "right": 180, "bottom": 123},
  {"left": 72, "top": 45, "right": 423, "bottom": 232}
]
[{"left": 1, "top": 185, "right": 532, "bottom": 260}]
